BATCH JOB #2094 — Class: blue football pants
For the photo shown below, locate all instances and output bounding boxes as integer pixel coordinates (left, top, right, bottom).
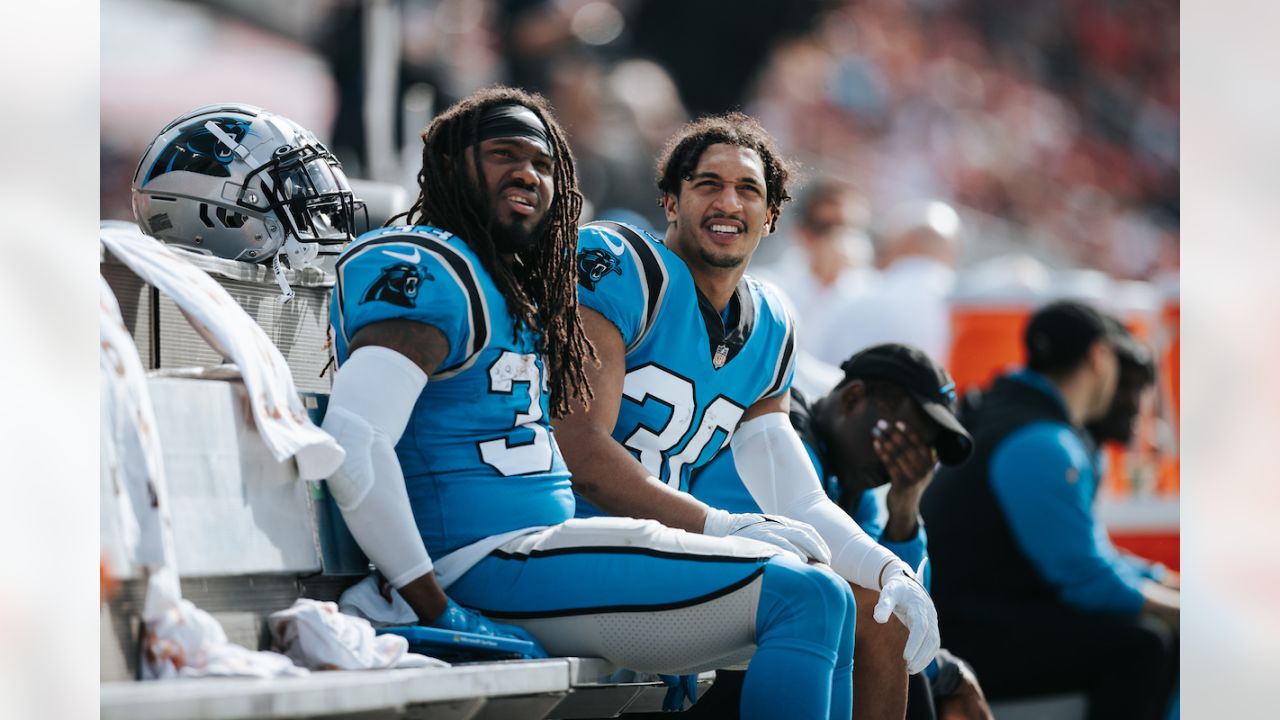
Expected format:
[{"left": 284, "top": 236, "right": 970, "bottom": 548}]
[{"left": 448, "top": 517, "right": 854, "bottom": 720}]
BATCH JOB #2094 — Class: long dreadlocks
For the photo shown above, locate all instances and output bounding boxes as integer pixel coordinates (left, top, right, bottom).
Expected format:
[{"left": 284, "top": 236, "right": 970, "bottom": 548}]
[{"left": 388, "top": 86, "right": 595, "bottom": 417}]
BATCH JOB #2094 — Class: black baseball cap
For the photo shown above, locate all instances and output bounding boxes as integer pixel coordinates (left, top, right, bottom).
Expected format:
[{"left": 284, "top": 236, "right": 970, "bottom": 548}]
[
  {"left": 1024, "top": 300, "right": 1144, "bottom": 374},
  {"left": 839, "top": 343, "right": 974, "bottom": 465}
]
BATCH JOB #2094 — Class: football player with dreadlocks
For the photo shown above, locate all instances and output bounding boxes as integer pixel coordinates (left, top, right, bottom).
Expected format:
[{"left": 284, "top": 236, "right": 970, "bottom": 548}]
[{"left": 324, "top": 87, "right": 853, "bottom": 720}]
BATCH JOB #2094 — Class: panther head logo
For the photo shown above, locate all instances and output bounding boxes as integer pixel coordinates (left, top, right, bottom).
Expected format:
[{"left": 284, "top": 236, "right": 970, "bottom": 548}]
[
  {"left": 577, "top": 248, "right": 622, "bottom": 290},
  {"left": 362, "top": 263, "right": 431, "bottom": 308},
  {"left": 146, "top": 117, "right": 253, "bottom": 182}
]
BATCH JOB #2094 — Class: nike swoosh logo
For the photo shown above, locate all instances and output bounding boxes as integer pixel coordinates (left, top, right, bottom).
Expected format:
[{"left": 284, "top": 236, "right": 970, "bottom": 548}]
[
  {"left": 600, "top": 231, "right": 626, "bottom": 256},
  {"left": 383, "top": 246, "right": 421, "bottom": 264}
]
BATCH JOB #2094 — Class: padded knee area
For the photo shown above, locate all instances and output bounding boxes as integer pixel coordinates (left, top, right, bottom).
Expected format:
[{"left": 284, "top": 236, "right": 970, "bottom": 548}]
[
  {"left": 746, "top": 557, "right": 855, "bottom": 720},
  {"left": 755, "top": 555, "right": 854, "bottom": 654}
]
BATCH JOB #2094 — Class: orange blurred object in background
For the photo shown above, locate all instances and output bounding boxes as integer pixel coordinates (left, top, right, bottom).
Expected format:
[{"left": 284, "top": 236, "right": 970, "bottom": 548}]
[
  {"left": 946, "top": 297, "right": 1180, "bottom": 570},
  {"left": 101, "top": 555, "right": 119, "bottom": 605},
  {"left": 946, "top": 304, "right": 1029, "bottom": 394}
]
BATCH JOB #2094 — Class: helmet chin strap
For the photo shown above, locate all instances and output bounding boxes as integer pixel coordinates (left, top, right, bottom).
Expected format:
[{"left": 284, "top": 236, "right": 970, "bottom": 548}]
[
  {"left": 272, "top": 236, "right": 321, "bottom": 303},
  {"left": 272, "top": 253, "right": 296, "bottom": 303}
]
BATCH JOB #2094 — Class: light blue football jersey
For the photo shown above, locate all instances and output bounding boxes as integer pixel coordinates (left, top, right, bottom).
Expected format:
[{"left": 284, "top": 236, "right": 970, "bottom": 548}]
[
  {"left": 573, "top": 220, "right": 797, "bottom": 517},
  {"left": 332, "top": 225, "right": 575, "bottom": 558}
]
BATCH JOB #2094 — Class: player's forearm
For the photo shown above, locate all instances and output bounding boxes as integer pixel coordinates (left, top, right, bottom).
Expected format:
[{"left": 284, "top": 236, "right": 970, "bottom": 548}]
[
  {"left": 557, "top": 423, "right": 710, "bottom": 533},
  {"left": 883, "top": 485, "right": 925, "bottom": 542},
  {"left": 397, "top": 571, "right": 451, "bottom": 624},
  {"left": 799, "top": 498, "right": 902, "bottom": 589},
  {"left": 733, "top": 412, "right": 899, "bottom": 588}
]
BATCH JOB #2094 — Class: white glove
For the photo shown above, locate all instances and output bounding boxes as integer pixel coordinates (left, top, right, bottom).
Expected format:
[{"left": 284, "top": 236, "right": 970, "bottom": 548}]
[
  {"left": 873, "top": 560, "right": 940, "bottom": 674},
  {"left": 703, "top": 508, "right": 832, "bottom": 564}
]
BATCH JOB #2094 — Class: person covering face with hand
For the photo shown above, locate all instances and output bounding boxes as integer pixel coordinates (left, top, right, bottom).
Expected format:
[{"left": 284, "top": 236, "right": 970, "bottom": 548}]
[{"left": 693, "top": 343, "right": 989, "bottom": 719}]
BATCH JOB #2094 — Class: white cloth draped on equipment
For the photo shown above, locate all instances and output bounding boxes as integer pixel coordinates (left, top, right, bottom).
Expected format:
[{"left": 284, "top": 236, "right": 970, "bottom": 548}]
[
  {"left": 99, "top": 222, "right": 343, "bottom": 480},
  {"left": 101, "top": 275, "right": 178, "bottom": 574},
  {"left": 102, "top": 277, "right": 310, "bottom": 680}
]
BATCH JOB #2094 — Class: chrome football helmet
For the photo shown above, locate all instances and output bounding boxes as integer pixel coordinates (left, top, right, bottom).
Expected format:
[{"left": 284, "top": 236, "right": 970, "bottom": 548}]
[{"left": 131, "top": 103, "right": 360, "bottom": 299}]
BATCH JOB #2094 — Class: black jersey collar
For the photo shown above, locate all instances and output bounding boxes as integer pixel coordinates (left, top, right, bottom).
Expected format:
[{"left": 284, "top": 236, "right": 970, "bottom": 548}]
[{"left": 694, "top": 279, "right": 756, "bottom": 369}]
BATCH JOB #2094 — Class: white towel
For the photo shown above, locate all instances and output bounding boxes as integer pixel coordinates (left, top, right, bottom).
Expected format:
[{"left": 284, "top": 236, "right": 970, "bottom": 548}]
[
  {"left": 269, "top": 599, "right": 445, "bottom": 670},
  {"left": 100, "top": 222, "right": 343, "bottom": 480},
  {"left": 101, "top": 277, "right": 177, "bottom": 573},
  {"left": 143, "top": 580, "right": 307, "bottom": 679},
  {"left": 338, "top": 574, "right": 419, "bottom": 628}
]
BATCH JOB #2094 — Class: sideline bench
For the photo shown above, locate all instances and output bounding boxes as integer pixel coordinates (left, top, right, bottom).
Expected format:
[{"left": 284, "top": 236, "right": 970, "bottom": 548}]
[{"left": 101, "top": 376, "right": 691, "bottom": 719}]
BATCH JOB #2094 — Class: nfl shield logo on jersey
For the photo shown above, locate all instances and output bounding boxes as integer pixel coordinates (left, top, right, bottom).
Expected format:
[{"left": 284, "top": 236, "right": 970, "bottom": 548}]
[{"left": 713, "top": 344, "right": 729, "bottom": 369}]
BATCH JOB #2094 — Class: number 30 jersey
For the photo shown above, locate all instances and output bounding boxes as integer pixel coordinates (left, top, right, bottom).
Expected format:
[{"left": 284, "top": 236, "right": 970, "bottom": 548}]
[
  {"left": 573, "top": 221, "right": 797, "bottom": 518},
  {"left": 332, "top": 225, "right": 574, "bottom": 558}
]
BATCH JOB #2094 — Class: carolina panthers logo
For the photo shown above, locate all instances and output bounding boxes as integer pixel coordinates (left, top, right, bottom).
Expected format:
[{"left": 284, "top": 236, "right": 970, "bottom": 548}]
[
  {"left": 146, "top": 117, "right": 252, "bottom": 182},
  {"left": 577, "top": 248, "right": 622, "bottom": 291},
  {"left": 362, "top": 263, "right": 432, "bottom": 308},
  {"left": 939, "top": 380, "right": 957, "bottom": 408}
]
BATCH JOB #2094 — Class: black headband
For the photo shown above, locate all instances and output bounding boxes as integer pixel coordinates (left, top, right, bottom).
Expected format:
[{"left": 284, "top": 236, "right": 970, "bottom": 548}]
[{"left": 476, "top": 104, "right": 552, "bottom": 155}]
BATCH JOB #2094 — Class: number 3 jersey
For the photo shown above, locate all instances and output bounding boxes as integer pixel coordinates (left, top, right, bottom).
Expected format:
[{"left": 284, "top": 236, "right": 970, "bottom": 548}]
[
  {"left": 331, "top": 225, "right": 575, "bottom": 558},
  {"left": 574, "top": 220, "right": 797, "bottom": 518}
]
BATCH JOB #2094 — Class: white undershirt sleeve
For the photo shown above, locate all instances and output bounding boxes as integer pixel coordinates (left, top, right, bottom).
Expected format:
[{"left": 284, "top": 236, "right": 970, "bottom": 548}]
[
  {"left": 321, "top": 345, "right": 434, "bottom": 588},
  {"left": 731, "top": 411, "right": 900, "bottom": 590}
]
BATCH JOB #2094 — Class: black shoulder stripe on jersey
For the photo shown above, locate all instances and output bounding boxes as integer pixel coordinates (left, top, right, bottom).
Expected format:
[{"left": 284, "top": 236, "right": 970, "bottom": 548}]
[
  {"left": 587, "top": 220, "right": 667, "bottom": 351},
  {"left": 762, "top": 313, "right": 796, "bottom": 400},
  {"left": 335, "top": 232, "right": 490, "bottom": 376}
]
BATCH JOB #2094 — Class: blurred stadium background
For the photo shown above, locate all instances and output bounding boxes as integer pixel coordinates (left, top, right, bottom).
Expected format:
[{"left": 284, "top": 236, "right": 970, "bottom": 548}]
[
  {"left": 102, "top": 0, "right": 1178, "bottom": 280},
  {"left": 102, "top": 0, "right": 1182, "bottom": 566}
]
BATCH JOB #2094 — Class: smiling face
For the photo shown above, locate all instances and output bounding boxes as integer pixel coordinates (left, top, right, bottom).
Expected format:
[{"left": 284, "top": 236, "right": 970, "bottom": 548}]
[
  {"left": 465, "top": 136, "right": 556, "bottom": 251},
  {"left": 662, "top": 143, "right": 775, "bottom": 272}
]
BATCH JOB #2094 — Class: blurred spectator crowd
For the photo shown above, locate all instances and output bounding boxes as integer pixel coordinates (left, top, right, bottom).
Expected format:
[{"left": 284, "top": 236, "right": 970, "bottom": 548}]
[{"left": 102, "top": 0, "right": 1178, "bottom": 281}]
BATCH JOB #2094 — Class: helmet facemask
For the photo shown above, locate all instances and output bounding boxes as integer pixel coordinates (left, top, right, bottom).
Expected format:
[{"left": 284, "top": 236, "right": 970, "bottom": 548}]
[{"left": 239, "top": 141, "right": 363, "bottom": 300}]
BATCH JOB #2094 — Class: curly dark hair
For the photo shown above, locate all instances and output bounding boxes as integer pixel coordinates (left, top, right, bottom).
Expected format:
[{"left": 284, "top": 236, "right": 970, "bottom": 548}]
[
  {"left": 388, "top": 86, "right": 595, "bottom": 416},
  {"left": 655, "top": 112, "right": 797, "bottom": 233}
]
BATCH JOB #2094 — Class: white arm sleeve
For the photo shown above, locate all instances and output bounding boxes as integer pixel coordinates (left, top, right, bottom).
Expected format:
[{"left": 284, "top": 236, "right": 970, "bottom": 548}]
[
  {"left": 731, "top": 412, "right": 899, "bottom": 590},
  {"left": 321, "top": 345, "right": 433, "bottom": 588}
]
